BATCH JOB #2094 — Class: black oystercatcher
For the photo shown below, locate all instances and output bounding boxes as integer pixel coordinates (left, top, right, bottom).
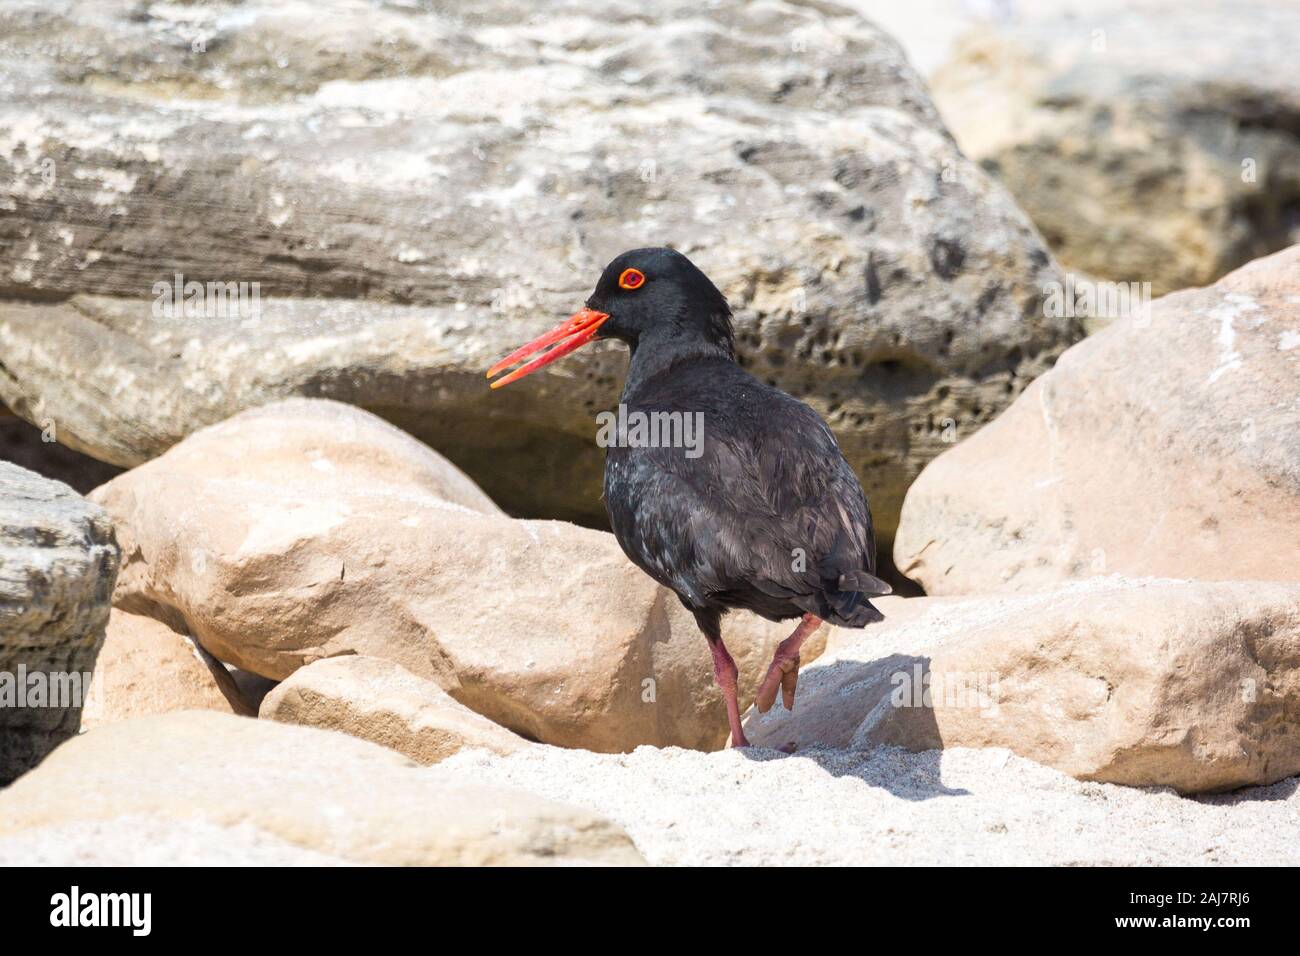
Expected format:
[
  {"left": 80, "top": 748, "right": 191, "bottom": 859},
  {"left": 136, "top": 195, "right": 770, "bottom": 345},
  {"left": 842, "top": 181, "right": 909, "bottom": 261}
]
[{"left": 487, "top": 248, "right": 889, "bottom": 747}]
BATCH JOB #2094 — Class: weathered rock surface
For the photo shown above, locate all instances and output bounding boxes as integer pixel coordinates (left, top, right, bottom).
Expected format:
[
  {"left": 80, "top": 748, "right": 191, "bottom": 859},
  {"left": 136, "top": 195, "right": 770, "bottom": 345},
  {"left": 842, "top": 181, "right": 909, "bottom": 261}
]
[
  {"left": 92, "top": 399, "right": 812, "bottom": 751},
  {"left": 81, "top": 609, "right": 250, "bottom": 731},
  {"left": 0, "top": 711, "right": 644, "bottom": 865},
  {"left": 0, "top": 0, "right": 1076, "bottom": 538},
  {"left": 0, "top": 462, "right": 119, "bottom": 784},
  {"left": 261, "top": 655, "right": 528, "bottom": 764},
  {"left": 895, "top": 245, "right": 1300, "bottom": 594},
  {"left": 932, "top": 0, "right": 1300, "bottom": 294},
  {"left": 746, "top": 579, "right": 1300, "bottom": 794}
]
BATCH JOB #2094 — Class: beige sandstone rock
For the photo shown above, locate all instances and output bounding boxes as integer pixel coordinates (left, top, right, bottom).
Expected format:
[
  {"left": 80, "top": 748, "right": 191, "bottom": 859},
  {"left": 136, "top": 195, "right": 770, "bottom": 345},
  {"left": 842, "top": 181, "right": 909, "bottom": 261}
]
[
  {"left": 894, "top": 245, "right": 1300, "bottom": 595},
  {"left": 97, "top": 396, "right": 502, "bottom": 519},
  {"left": 81, "top": 609, "right": 249, "bottom": 730},
  {"left": 0, "top": 462, "right": 119, "bottom": 783},
  {"left": 0, "top": 0, "right": 1077, "bottom": 541},
  {"left": 0, "top": 711, "right": 644, "bottom": 866},
  {"left": 261, "top": 655, "right": 528, "bottom": 764},
  {"left": 92, "top": 398, "right": 814, "bottom": 752},
  {"left": 746, "top": 579, "right": 1300, "bottom": 794}
]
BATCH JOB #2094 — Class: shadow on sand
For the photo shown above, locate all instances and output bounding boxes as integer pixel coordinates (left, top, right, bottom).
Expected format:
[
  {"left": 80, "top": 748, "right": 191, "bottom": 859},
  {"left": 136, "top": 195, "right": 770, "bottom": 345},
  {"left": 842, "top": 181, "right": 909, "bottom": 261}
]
[{"left": 740, "top": 653, "right": 970, "bottom": 801}]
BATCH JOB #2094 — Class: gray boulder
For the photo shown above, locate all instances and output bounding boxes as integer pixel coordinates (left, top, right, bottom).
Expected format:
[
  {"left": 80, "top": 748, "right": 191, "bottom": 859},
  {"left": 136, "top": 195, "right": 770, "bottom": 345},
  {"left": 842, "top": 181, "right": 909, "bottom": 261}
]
[
  {"left": 0, "top": 463, "right": 119, "bottom": 784},
  {"left": 0, "top": 0, "right": 1077, "bottom": 538}
]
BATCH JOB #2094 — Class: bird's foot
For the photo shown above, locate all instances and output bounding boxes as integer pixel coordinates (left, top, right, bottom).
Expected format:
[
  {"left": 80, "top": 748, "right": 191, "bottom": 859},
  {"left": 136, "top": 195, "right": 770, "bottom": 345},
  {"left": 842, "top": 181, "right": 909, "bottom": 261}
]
[
  {"left": 727, "top": 728, "right": 752, "bottom": 748},
  {"left": 754, "top": 652, "right": 800, "bottom": 713},
  {"left": 754, "top": 614, "right": 821, "bottom": 714}
]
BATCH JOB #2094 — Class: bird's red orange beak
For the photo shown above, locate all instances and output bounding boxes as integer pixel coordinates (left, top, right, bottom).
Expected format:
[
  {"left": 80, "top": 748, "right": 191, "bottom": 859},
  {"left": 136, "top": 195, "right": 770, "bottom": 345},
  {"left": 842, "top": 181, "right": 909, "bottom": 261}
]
[{"left": 486, "top": 307, "right": 610, "bottom": 389}]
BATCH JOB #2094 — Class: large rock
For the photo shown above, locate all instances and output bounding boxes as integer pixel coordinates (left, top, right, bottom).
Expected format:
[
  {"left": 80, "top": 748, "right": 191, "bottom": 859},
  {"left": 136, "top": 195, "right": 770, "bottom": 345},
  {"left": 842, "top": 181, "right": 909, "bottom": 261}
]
[
  {"left": 895, "top": 245, "right": 1300, "bottom": 595},
  {"left": 0, "top": 462, "right": 119, "bottom": 784},
  {"left": 0, "top": 0, "right": 1077, "bottom": 538},
  {"left": 0, "top": 711, "right": 644, "bottom": 865},
  {"left": 261, "top": 655, "right": 529, "bottom": 764},
  {"left": 746, "top": 578, "right": 1300, "bottom": 794},
  {"left": 92, "top": 399, "right": 812, "bottom": 752},
  {"left": 932, "top": 0, "right": 1300, "bottom": 295},
  {"left": 81, "top": 609, "right": 251, "bottom": 730}
]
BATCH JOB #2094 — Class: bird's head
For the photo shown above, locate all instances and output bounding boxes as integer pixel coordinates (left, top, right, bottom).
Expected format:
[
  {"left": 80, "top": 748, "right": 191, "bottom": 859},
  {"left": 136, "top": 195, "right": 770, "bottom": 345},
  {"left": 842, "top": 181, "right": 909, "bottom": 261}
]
[{"left": 487, "top": 247, "right": 733, "bottom": 388}]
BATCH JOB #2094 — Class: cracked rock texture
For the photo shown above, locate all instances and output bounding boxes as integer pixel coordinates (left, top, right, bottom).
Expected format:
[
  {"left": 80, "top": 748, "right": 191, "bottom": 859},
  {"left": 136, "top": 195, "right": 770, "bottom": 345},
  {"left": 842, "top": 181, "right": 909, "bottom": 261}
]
[
  {"left": 0, "top": 461, "right": 119, "bottom": 784},
  {"left": 0, "top": 0, "right": 1077, "bottom": 542}
]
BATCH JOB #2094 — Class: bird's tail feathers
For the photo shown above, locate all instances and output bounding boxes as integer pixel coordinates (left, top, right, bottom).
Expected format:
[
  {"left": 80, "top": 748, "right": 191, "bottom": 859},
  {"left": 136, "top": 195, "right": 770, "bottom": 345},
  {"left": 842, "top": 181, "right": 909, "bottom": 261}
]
[
  {"left": 837, "top": 570, "right": 892, "bottom": 597},
  {"left": 823, "top": 592, "right": 884, "bottom": 627}
]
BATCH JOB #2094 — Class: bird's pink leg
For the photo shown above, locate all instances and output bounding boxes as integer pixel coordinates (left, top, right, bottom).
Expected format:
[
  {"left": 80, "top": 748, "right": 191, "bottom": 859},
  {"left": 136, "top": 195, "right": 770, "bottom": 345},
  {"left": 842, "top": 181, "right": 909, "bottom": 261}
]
[
  {"left": 755, "top": 613, "right": 821, "bottom": 713},
  {"left": 708, "top": 636, "right": 750, "bottom": 748}
]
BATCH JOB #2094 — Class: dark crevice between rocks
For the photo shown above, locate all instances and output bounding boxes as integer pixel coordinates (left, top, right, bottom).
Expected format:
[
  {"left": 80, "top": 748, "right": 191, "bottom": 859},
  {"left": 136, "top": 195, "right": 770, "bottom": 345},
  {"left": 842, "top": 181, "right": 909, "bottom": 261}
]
[
  {"left": 875, "top": 543, "right": 925, "bottom": 599},
  {"left": 0, "top": 411, "right": 124, "bottom": 495},
  {"left": 0, "top": 288, "right": 78, "bottom": 304}
]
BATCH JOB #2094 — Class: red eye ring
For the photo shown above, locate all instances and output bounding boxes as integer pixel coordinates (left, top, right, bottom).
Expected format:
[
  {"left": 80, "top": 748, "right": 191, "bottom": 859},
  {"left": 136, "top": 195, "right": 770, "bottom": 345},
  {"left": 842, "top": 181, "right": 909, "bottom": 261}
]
[{"left": 618, "top": 268, "right": 645, "bottom": 290}]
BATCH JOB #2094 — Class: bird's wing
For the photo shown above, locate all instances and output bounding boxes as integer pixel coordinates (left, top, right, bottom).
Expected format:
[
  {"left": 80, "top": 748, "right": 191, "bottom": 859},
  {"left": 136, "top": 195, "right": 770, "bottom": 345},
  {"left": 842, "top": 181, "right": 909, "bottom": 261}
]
[{"left": 604, "top": 383, "right": 877, "bottom": 610}]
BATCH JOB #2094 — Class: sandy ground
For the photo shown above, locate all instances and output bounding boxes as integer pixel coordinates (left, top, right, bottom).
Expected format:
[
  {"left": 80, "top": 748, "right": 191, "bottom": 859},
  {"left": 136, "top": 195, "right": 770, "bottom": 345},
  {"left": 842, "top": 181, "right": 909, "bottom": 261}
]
[
  {"left": 0, "top": 817, "right": 356, "bottom": 866},
  {"left": 4, "top": 743, "right": 1294, "bottom": 865},
  {"left": 429, "top": 744, "right": 1300, "bottom": 866}
]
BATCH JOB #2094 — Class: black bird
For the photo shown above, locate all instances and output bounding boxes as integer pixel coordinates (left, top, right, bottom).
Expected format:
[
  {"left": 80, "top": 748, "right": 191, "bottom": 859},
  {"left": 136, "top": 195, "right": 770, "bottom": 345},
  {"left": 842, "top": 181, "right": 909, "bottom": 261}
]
[{"left": 488, "top": 248, "right": 889, "bottom": 747}]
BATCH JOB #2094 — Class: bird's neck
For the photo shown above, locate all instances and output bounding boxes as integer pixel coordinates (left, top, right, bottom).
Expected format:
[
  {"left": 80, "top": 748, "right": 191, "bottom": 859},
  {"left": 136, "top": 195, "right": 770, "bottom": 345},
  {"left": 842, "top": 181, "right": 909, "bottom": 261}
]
[{"left": 621, "top": 325, "right": 735, "bottom": 400}]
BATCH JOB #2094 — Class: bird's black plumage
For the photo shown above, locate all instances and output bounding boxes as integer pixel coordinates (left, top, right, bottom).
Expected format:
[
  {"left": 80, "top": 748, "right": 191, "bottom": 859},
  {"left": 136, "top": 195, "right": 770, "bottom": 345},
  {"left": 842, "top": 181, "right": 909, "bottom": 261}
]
[
  {"left": 590, "top": 248, "right": 888, "bottom": 634},
  {"left": 488, "top": 246, "right": 889, "bottom": 740}
]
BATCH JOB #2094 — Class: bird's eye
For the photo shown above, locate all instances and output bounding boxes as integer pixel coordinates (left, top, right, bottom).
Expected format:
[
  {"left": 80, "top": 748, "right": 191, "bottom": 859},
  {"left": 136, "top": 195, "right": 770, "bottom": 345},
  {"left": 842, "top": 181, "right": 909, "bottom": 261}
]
[{"left": 618, "top": 268, "right": 646, "bottom": 290}]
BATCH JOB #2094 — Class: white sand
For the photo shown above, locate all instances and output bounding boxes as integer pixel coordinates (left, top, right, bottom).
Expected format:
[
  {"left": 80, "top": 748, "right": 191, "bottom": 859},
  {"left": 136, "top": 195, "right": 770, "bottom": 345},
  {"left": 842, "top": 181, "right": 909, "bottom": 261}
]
[
  {"left": 0, "top": 816, "right": 356, "bottom": 866},
  {"left": 430, "top": 744, "right": 1300, "bottom": 866}
]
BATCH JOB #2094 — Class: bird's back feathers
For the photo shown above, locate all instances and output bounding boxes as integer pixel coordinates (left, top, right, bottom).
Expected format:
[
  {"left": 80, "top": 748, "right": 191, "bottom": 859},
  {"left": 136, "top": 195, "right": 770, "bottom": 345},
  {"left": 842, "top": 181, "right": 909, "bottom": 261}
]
[{"left": 604, "top": 356, "right": 884, "bottom": 628}]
